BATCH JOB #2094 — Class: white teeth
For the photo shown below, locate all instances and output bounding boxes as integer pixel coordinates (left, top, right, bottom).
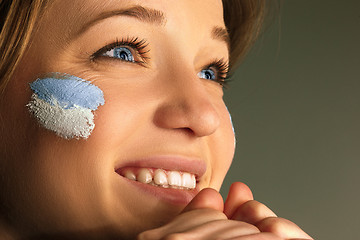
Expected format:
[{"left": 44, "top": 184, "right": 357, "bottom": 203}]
[
  {"left": 154, "top": 169, "right": 168, "bottom": 186},
  {"left": 121, "top": 168, "right": 197, "bottom": 189},
  {"left": 191, "top": 174, "right": 196, "bottom": 188},
  {"left": 182, "top": 173, "right": 194, "bottom": 188},
  {"left": 137, "top": 169, "right": 152, "bottom": 183},
  {"left": 168, "top": 171, "right": 182, "bottom": 187},
  {"left": 124, "top": 170, "right": 136, "bottom": 181}
]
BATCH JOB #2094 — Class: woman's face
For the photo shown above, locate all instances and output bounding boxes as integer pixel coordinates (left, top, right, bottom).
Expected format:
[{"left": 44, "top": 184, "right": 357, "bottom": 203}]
[{"left": 0, "top": 0, "right": 234, "bottom": 238}]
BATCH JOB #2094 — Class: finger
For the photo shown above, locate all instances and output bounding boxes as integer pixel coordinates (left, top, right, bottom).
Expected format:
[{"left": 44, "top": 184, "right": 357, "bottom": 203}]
[
  {"left": 231, "top": 200, "right": 277, "bottom": 223},
  {"left": 257, "top": 217, "right": 313, "bottom": 240},
  {"left": 138, "top": 209, "right": 228, "bottom": 240},
  {"left": 160, "top": 220, "right": 260, "bottom": 240},
  {"left": 182, "top": 188, "right": 224, "bottom": 213},
  {"left": 224, "top": 232, "right": 283, "bottom": 240},
  {"left": 140, "top": 189, "right": 226, "bottom": 239},
  {"left": 288, "top": 239, "right": 314, "bottom": 240},
  {"left": 224, "top": 182, "right": 254, "bottom": 218},
  {"left": 191, "top": 220, "right": 260, "bottom": 240}
]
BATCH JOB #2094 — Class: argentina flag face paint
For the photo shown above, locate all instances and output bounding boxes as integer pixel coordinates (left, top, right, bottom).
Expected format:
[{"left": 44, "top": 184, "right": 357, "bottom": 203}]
[{"left": 27, "top": 73, "right": 105, "bottom": 139}]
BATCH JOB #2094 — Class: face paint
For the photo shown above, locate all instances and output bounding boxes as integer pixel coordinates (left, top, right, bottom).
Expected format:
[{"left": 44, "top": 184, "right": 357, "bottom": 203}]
[
  {"left": 226, "top": 106, "right": 236, "bottom": 149},
  {"left": 27, "top": 73, "right": 105, "bottom": 139}
]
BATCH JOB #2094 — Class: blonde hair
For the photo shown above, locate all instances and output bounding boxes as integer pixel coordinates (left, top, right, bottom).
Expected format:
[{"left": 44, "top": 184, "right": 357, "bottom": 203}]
[
  {"left": 0, "top": 0, "right": 48, "bottom": 94},
  {"left": 0, "top": 0, "right": 266, "bottom": 94}
]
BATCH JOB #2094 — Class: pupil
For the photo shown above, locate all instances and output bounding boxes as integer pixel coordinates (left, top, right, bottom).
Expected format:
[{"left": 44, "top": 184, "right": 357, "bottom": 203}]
[
  {"left": 205, "top": 70, "right": 213, "bottom": 80},
  {"left": 113, "top": 47, "right": 133, "bottom": 61},
  {"left": 119, "top": 51, "right": 128, "bottom": 60}
]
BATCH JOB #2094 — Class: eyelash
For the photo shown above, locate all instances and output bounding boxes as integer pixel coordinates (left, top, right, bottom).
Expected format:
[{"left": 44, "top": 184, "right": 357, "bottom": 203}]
[
  {"left": 91, "top": 37, "right": 231, "bottom": 88},
  {"left": 204, "top": 59, "right": 231, "bottom": 88},
  {"left": 91, "top": 37, "right": 149, "bottom": 65}
]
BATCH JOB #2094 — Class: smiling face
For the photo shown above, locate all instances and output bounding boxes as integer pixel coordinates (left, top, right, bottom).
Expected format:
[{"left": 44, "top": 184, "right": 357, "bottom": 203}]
[{"left": 0, "top": 0, "right": 235, "bottom": 238}]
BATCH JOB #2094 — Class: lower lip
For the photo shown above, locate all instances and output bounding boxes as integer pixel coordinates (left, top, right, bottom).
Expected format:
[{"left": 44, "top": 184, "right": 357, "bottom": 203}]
[{"left": 116, "top": 173, "right": 199, "bottom": 205}]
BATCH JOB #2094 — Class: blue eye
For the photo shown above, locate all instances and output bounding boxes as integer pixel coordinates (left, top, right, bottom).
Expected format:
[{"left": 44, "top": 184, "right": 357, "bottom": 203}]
[
  {"left": 102, "top": 47, "right": 135, "bottom": 62},
  {"left": 197, "top": 59, "right": 230, "bottom": 88},
  {"left": 198, "top": 69, "right": 216, "bottom": 80},
  {"left": 92, "top": 37, "right": 149, "bottom": 66}
]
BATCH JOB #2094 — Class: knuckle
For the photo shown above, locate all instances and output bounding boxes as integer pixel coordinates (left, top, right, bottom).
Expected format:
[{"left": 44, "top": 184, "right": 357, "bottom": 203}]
[
  {"left": 258, "top": 217, "right": 313, "bottom": 239},
  {"left": 257, "top": 232, "right": 284, "bottom": 240},
  {"left": 137, "top": 230, "right": 159, "bottom": 240},
  {"left": 242, "top": 200, "right": 271, "bottom": 217},
  {"left": 193, "top": 208, "right": 228, "bottom": 220},
  {"left": 162, "top": 233, "right": 190, "bottom": 240},
  {"left": 242, "top": 200, "right": 262, "bottom": 215},
  {"left": 258, "top": 217, "right": 288, "bottom": 234},
  {"left": 208, "top": 209, "right": 228, "bottom": 220},
  {"left": 232, "top": 220, "right": 261, "bottom": 234},
  {"left": 233, "top": 200, "right": 277, "bottom": 223}
]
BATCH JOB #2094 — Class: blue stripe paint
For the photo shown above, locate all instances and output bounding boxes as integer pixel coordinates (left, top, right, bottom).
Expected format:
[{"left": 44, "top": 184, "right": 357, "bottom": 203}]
[{"left": 30, "top": 73, "right": 105, "bottom": 110}]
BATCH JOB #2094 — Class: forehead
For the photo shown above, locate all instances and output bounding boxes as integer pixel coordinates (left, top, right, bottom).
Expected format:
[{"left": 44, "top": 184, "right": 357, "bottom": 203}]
[{"left": 42, "top": 0, "right": 225, "bottom": 39}]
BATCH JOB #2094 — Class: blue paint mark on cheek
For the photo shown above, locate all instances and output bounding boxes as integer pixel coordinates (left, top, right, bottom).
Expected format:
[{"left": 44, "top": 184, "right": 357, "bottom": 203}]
[{"left": 27, "top": 73, "right": 105, "bottom": 139}]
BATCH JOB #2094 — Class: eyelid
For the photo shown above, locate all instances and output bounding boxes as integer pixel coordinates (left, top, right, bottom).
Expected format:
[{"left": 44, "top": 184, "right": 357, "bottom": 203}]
[
  {"left": 91, "top": 37, "right": 150, "bottom": 66},
  {"left": 202, "top": 58, "right": 231, "bottom": 88},
  {"left": 90, "top": 38, "right": 230, "bottom": 87}
]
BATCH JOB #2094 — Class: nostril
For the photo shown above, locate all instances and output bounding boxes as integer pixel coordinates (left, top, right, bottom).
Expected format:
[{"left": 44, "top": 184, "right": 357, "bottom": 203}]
[{"left": 153, "top": 99, "right": 220, "bottom": 137}]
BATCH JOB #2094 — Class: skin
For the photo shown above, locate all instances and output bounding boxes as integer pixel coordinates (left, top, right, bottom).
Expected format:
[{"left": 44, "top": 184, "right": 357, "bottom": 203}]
[{"left": 0, "top": 0, "right": 312, "bottom": 239}]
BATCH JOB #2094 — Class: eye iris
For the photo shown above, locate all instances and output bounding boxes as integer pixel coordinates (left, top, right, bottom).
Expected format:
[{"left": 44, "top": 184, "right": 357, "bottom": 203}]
[
  {"left": 199, "top": 69, "right": 216, "bottom": 80},
  {"left": 113, "top": 47, "right": 134, "bottom": 62}
]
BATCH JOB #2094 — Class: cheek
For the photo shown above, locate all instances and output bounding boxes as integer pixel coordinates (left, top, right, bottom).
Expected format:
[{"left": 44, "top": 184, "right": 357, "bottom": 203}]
[
  {"left": 221, "top": 105, "right": 236, "bottom": 158},
  {"left": 227, "top": 107, "right": 236, "bottom": 149},
  {"left": 27, "top": 73, "right": 105, "bottom": 139},
  {"left": 207, "top": 105, "right": 236, "bottom": 189}
]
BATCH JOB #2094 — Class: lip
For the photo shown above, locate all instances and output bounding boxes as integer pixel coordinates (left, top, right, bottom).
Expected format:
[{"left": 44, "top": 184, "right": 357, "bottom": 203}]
[
  {"left": 115, "top": 155, "right": 207, "bottom": 178},
  {"left": 114, "top": 155, "right": 207, "bottom": 205}
]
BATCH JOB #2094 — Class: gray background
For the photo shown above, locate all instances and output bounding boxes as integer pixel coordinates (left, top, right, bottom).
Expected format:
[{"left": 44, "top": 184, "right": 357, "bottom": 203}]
[{"left": 220, "top": 1, "right": 360, "bottom": 239}]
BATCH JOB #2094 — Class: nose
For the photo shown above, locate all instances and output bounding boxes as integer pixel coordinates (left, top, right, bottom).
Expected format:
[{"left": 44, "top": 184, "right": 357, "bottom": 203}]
[{"left": 153, "top": 72, "right": 221, "bottom": 137}]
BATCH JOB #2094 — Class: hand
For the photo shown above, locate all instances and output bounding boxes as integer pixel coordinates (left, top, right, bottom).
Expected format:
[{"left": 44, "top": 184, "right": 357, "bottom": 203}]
[
  {"left": 138, "top": 188, "right": 283, "bottom": 240},
  {"left": 224, "top": 182, "right": 313, "bottom": 240},
  {"left": 138, "top": 182, "right": 313, "bottom": 240}
]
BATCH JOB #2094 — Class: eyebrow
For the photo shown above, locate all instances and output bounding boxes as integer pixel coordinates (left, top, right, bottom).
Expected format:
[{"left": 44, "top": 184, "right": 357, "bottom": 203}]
[
  {"left": 76, "top": 5, "right": 229, "bottom": 49},
  {"left": 76, "top": 5, "right": 166, "bottom": 37},
  {"left": 211, "top": 26, "right": 230, "bottom": 49}
]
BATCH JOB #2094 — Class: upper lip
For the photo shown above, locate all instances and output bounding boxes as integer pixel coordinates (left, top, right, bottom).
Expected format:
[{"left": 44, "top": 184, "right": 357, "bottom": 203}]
[{"left": 114, "top": 155, "right": 207, "bottom": 179}]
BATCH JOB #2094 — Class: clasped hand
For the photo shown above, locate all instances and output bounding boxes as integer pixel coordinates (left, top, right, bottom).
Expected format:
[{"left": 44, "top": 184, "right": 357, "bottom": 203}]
[{"left": 138, "top": 182, "right": 313, "bottom": 240}]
